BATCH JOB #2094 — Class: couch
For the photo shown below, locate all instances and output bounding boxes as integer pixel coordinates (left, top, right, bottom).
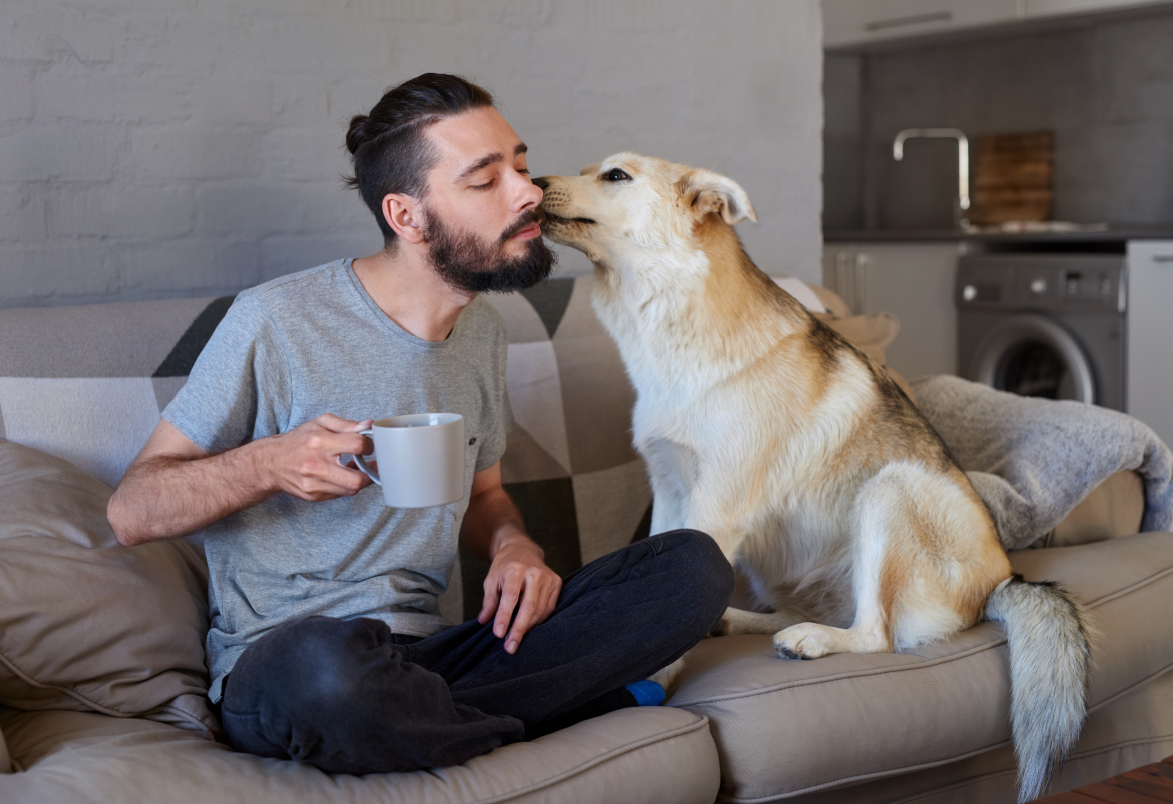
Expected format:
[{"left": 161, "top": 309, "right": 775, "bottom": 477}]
[{"left": 1, "top": 275, "right": 1171, "bottom": 804}]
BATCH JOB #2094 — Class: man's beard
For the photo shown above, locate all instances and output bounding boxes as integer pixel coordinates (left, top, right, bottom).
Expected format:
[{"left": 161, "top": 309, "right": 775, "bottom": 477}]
[{"left": 423, "top": 206, "right": 556, "bottom": 293}]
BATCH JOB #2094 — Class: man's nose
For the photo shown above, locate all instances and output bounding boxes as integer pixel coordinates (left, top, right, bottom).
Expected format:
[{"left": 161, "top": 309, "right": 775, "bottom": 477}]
[{"left": 517, "top": 172, "right": 543, "bottom": 210}]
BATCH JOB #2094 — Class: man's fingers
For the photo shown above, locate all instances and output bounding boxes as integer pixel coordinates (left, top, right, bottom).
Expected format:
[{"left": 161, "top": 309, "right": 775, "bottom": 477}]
[
  {"left": 331, "top": 432, "right": 371, "bottom": 458},
  {"left": 292, "top": 461, "right": 370, "bottom": 499},
  {"left": 505, "top": 598, "right": 538, "bottom": 654},
  {"left": 315, "top": 413, "right": 373, "bottom": 433},
  {"left": 504, "top": 572, "right": 561, "bottom": 653},
  {"left": 542, "top": 578, "right": 562, "bottom": 621},
  {"left": 303, "top": 429, "right": 368, "bottom": 460},
  {"left": 493, "top": 577, "right": 522, "bottom": 640},
  {"left": 478, "top": 581, "right": 501, "bottom": 625}
]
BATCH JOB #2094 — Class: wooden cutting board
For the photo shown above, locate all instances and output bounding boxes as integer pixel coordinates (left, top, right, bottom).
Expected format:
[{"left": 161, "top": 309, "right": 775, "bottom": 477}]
[{"left": 970, "top": 131, "right": 1054, "bottom": 225}]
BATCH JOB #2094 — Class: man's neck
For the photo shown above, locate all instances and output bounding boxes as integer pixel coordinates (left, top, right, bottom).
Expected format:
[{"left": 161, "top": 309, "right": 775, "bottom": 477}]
[{"left": 352, "top": 247, "right": 475, "bottom": 342}]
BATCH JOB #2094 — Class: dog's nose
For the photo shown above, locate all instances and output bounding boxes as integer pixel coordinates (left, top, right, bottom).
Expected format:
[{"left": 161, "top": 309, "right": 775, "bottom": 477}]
[{"left": 531, "top": 176, "right": 549, "bottom": 191}]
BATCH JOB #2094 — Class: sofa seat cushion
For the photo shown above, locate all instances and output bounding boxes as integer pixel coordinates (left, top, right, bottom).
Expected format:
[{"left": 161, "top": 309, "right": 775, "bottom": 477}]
[
  {"left": 770, "top": 655, "right": 1173, "bottom": 804},
  {"left": 0, "top": 704, "right": 719, "bottom": 804},
  {"left": 1042, "top": 470, "right": 1144, "bottom": 548},
  {"left": 668, "top": 531, "right": 1173, "bottom": 803}
]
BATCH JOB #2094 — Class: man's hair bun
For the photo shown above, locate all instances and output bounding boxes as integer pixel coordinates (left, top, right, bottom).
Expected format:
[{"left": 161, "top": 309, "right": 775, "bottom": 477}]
[{"left": 345, "top": 113, "right": 375, "bottom": 156}]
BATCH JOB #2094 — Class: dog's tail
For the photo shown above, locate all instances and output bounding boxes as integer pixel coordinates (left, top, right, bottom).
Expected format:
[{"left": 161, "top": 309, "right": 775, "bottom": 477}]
[{"left": 984, "top": 574, "right": 1091, "bottom": 803}]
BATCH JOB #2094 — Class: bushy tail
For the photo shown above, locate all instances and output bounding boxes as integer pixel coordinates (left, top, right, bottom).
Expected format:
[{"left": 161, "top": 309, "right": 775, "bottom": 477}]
[{"left": 985, "top": 574, "right": 1092, "bottom": 803}]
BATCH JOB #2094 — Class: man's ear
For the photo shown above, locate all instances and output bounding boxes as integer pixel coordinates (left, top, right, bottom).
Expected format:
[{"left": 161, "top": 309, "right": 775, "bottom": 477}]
[
  {"left": 674, "top": 169, "right": 758, "bottom": 225},
  {"left": 382, "top": 193, "right": 426, "bottom": 244}
]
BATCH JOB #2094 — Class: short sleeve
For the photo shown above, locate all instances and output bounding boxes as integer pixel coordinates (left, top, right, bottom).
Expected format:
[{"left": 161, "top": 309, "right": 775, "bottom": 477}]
[{"left": 163, "top": 295, "right": 292, "bottom": 454}]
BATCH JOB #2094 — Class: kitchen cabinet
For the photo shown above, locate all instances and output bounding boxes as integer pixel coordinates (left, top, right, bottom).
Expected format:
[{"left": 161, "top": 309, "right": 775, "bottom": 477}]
[
  {"left": 1125, "top": 240, "right": 1173, "bottom": 448},
  {"left": 823, "top": 0, "right": 1019, "bottom": 48},
  {"left": 823, "top": 0, "right": 1173, "bottom": 48},
  {"left": 1024, "top": 0, "right": 1172, "bottom": 19},
  {"left": 821, "top": 242, "right": 963, "bottom": 380}
]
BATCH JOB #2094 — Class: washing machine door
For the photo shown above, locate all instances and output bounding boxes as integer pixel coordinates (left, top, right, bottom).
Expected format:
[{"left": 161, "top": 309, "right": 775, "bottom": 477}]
[{"left": 969, "top": 313, "right": 1097, "bottom": 404}]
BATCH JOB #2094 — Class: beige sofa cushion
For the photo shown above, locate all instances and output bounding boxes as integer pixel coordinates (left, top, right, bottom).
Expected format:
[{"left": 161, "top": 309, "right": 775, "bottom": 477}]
[
  {"left": 765, "top": 663, "right": 1173, "bottom": 804},
  {"left": 1041, "top": 470, "right": 1145, "bottom": 548},
  {"left": 669, "top": 531, "right": 1173, "bottom": 802},
  {"left": 0, "top": 705, "right": 718, "bottom": 804},
  {"left": 0, "top": 442, "right": 218, "bottom": 738}
]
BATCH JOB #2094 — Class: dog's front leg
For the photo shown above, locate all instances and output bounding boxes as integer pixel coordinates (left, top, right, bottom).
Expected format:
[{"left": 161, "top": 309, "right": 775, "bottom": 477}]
[
  {"left": 712, "top": 606, "right": 807, "bottom": 638},
  {"left": 642, "top": 438, "right": 698, "bottom": 537}
]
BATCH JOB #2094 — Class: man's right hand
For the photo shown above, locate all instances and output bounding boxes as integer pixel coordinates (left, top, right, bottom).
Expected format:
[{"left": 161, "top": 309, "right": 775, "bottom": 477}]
[
  {"left": 109, "top": 414, "right": 375, "bottom": 546},
  {"left": 267, "top": 414, "right": 374, "bottom": 501}
]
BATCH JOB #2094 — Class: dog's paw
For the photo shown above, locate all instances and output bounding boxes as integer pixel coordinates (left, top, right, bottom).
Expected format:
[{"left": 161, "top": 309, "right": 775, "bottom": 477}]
[{"left": 773, "top": 623, "right": 830, "bottom": 660}]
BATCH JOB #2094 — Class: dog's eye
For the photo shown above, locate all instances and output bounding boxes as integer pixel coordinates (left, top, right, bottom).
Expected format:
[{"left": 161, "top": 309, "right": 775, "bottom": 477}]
[{"left": 601, "top": 168, "right": 632, "bottom": 183}]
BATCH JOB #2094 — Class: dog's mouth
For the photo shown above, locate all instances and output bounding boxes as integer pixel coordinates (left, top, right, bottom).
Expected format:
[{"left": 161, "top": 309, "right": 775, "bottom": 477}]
[{"left": 541, "top": 211, "right": 597, "bottom": 227}]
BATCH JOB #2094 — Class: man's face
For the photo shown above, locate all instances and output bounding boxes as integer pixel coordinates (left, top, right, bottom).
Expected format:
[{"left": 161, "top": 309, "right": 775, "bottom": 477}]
[{"left": 418, "top": 107, "right": 555, "bottom": 293}]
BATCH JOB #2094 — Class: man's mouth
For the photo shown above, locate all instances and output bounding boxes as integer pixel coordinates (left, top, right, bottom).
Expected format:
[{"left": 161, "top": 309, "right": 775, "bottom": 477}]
[
  {"left": 513, "top": 222, "right": 542, "bottom": 240},
  {"left": 500, "top": 209, "right": 547, "bottom": 243}
]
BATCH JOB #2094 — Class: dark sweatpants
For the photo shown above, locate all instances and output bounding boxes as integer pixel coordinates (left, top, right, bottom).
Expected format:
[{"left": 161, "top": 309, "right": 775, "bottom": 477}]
[{"left": 220, "top": 529, "right": 733, "bottom": 774}]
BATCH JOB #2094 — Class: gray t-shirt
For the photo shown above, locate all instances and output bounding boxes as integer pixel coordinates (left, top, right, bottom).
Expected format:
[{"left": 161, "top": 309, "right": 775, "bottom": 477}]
[{"left": 163, "top": 258, "right": 512, "bottom": 702}]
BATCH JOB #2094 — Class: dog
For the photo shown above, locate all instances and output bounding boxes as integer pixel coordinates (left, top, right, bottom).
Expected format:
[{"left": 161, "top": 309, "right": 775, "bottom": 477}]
[{"left": 534, "top": 154, "right": 1091, "bottom": 803}]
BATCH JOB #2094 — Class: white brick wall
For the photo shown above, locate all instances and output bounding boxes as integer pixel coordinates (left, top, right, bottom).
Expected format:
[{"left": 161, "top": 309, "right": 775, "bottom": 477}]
[{"left": 2, "top": 0, "right": 823, "bottom": 308}]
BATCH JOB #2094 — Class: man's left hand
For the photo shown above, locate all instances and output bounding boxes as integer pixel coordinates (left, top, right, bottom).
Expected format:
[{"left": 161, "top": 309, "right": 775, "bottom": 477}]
[{"left": 478, "top": 534, "right": 562, "bottom": 654}]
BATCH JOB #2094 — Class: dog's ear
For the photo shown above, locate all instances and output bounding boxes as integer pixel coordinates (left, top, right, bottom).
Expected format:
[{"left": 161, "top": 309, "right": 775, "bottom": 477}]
[{"left": 675, "top": 169, "right": 758, "bottom": 225}]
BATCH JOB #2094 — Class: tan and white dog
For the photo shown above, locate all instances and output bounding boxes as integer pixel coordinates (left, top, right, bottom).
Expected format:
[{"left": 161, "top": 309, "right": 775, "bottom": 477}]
[{"left": 535, "top": 154, "right": 1091, "bottom": 803}]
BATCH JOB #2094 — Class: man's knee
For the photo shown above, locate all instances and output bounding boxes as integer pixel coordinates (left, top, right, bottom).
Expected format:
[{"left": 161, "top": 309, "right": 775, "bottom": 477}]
[
  {"left": 648, "top": 529, "right": 735, "bottom": 618},
  {"left": 228, "top": 616, "right": 391, "bottom": 712}
]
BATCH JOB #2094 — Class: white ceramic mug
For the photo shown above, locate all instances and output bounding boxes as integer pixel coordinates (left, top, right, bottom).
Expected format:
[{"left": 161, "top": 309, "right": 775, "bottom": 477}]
[{"left": 353, "top": 413, "right": 465, "bottom": 508}]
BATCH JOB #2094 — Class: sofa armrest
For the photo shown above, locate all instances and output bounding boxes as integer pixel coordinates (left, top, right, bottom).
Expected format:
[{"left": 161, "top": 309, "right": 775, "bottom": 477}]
[{"left": 1037, "top": 470, "right": 1145, "bottom": 549}]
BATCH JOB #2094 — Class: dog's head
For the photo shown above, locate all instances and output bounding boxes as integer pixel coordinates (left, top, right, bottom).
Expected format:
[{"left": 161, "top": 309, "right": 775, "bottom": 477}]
[{"left": 535, "top": 153, "right": 757, "bottom": 274}]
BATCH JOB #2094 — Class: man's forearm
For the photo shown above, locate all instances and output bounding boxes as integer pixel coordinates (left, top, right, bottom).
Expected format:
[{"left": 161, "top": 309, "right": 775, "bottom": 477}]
[
  {"left": 460, "top": 484, "right": 534, "bottom": 562},
  {"left": 459, "top": 470, "right": 560, "bottom": 651},
  {"left": 108, "top": 439, "right": 275, "bottom": 546}
]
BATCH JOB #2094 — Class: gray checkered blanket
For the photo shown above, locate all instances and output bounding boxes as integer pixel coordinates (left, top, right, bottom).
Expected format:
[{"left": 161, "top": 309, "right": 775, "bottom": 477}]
[{"left": 913, "top": 375, "right": 1173, "bottom": 550}]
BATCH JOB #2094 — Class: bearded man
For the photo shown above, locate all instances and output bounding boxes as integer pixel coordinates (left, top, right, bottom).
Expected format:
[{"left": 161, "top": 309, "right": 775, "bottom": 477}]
[{"left": 107, "top": 74, "right": 732, "bottom": 774}]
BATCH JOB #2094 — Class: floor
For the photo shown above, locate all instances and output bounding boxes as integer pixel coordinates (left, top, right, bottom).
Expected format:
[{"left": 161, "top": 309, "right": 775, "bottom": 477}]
[{"left": 1034, "top": 756, "right": 1173, "bottom": 803}]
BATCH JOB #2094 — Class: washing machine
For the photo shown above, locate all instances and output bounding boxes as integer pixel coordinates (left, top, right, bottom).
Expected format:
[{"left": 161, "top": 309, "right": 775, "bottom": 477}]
[{"left": 956, "top": 253, "right": 1127, "bottom": 411}]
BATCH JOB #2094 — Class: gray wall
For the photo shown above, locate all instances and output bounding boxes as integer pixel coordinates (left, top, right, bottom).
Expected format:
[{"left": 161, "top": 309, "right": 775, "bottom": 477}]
[
  {"left": 1, "top": 0, "right": 824, "bottom": 309},
  {"left": 825, "top": 7, "right": 1173, "bottom": 230}
]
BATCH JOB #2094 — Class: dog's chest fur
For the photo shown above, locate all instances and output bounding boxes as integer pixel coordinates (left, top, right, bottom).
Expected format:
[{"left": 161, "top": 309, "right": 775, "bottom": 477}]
[
  {"left": 595, "top": 284, "right": 861, "bottom": 589},
  {"left": 590, "top": 262, "right": 885, "bottom": 626}
]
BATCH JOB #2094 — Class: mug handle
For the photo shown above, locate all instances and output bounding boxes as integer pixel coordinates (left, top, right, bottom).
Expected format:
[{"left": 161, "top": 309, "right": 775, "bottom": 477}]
[{"left": 352, "top": 428, "right": 380, "bottom": 486}]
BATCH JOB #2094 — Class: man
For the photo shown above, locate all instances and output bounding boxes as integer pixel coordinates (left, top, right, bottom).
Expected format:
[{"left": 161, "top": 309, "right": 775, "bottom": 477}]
[{"left": 108, "top": 73, "right": 733, "bottom": 774}]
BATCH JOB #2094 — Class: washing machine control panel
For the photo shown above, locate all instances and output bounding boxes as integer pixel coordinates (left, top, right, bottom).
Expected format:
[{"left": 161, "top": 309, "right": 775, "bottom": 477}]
[{"left": 957, "top": 255, "right": 1125, "bottom": 314}]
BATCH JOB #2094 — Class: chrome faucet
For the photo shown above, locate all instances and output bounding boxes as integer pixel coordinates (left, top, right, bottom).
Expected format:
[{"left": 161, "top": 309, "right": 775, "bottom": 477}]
[{"left": 892, "top": 128, "right": 971, "bottom": 228}]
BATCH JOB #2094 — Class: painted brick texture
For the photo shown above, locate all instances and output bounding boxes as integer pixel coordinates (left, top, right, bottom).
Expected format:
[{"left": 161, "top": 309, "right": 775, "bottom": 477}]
[{"left": 2, "top": 0, "right": 823, "bottom": 308}]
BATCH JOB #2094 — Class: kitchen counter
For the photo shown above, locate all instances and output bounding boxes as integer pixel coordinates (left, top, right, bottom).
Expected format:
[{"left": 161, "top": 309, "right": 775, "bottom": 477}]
[{"left": 825, "top": 225, "right": 1173, "bottom": 244}]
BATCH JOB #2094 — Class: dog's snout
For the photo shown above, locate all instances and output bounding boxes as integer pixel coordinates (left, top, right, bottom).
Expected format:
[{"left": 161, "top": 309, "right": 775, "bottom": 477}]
[{"left": 531, "top": 176, "right": 549, "bottom": 191}]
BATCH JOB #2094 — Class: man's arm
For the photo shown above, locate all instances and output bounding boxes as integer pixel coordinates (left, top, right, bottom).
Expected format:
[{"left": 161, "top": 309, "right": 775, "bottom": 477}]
[
  {"left": 108, "top": 414, "right": 373, "bottom": 546},
  {"left": 460, "top": 461, "right": 561, "bottom": 655}
]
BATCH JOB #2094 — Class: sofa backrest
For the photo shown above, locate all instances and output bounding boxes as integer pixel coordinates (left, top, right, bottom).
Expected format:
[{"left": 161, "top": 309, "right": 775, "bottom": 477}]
[
  {"left": 0, "top": 277, "right": 654, "bottom": 622},
  {"left": 0, "top": 274, "right": 846, "bottom": 622},
  {"left": 0, "top": 296, "right": 221, "bottom": 489}
]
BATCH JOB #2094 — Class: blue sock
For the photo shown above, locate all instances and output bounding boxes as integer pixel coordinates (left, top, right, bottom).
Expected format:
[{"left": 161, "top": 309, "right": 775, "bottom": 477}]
[
  {"left": 527, "top": 681, "right": 665, "bottom": 739},
  {"left": 624, "top": 679, "right": 666, "bottom": 706}
]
